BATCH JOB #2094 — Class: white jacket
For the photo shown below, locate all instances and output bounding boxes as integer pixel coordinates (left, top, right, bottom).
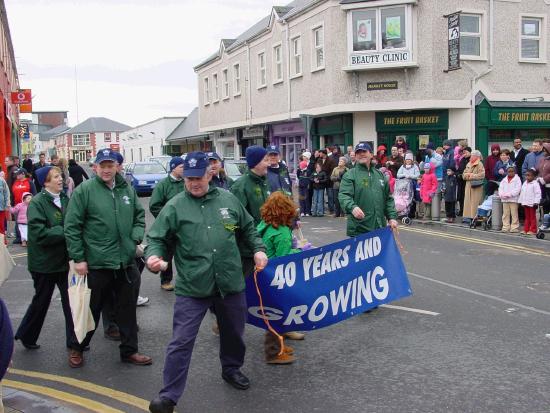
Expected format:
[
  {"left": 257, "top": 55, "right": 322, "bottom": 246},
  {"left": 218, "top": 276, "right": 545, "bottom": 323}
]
[
  {"left": 518, "top": 180, "right": 542, "bottom": 207},
  {"left": 497, "top": 175, "right": 522, "bottom": 203},
  {"left": 397, "top": 164, "right": 420, "bottom": 179}
]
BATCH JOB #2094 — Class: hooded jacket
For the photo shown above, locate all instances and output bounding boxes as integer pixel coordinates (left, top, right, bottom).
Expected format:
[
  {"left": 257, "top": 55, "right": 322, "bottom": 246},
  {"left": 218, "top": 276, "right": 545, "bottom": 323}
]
[
  {"left": 498, "top": 174, "right": 522, "bottom": 203},
  {"left": 64, "top": 174, "right": 145, "bottom": 270},
  {"left": 420, "top": 164, "right": 438, "bottom": 203},
  {"left": 485, "top": 144, "right": 501, "bottom": 181},
  {"left": 338, "top": 162, "right": 397, "bottom": 236},
  {"left": 10, "top": 192, "right": 31, "bottom": 224},
  {"left": 257, "top": 221, "right": 301, "bottom": 259},
  {"left": 27, "top": 190, "right": 70, "bottom": 273},
  {"left": 397, "top": 164, "right": 420, "bottom": 180},
  {"left": 518, "top": 180, "right": 541, "bottom": 207}
]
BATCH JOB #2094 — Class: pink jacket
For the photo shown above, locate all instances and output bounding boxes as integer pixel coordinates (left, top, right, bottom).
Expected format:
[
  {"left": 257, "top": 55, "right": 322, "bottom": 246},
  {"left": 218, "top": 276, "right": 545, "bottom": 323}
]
[
  {"left": 518, "top": 180, "right": 541, "bottom": 207},
  {"left": 497, "top": 175, "right": 522, "bottom": 203},
  {"left": 10, "top": 201, "right": 29, "bottom": 224},
  {"left": 420, "top": 164, "right": 438, "bottom": 203}
]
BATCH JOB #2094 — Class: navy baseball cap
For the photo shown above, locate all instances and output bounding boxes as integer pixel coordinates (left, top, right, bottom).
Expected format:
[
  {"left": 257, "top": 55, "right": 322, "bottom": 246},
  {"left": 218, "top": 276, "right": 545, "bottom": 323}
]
[
  {"left": 95, "top": 148, "right": 118, "bottom": 164},
  {"left": 183, "top": 152, "right": 209, "bottom": 178},
  {"left": 114, "top": 151, "right": 124, "bottom": 164},
  {"left": 267, "top": 145, "right": 280, "bottom": 155},
  {"left": 206, "top": 152, "right": 222, "bottom": 161},
  {"left": 355, "top": 142, "right": 373, "bottom": 153}
]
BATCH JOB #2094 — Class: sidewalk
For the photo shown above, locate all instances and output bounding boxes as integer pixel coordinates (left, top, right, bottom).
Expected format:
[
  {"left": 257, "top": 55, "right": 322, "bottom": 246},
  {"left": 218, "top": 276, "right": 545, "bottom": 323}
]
[{"left": 2, "top": 386, "right": 88, "bottom": 413}]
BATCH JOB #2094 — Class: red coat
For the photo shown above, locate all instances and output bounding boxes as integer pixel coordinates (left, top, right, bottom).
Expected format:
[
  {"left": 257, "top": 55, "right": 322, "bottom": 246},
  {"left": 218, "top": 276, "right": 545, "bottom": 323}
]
[
  {"left": 12, "top": 178, "right": 33, "bottom": 205},
  {"left": 420, "top": 166, "right": 438, "bottom": 203}
]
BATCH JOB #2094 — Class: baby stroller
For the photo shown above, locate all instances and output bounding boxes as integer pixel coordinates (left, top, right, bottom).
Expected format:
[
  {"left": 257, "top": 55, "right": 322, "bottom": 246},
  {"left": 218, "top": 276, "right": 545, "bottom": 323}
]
[
  {"left": 536, "top": 191, "right": 550, "bottom": 239},
  {"left": 394, "top": 178, "right": 415, "bottom": 225},
  {"left": 470, "top": 195, "right": 493, "bottom": 231}
]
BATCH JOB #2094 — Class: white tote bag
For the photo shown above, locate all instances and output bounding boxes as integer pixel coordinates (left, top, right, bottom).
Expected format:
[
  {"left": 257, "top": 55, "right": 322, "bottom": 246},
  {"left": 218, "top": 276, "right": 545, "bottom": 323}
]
[
  {"left": 67, "top": 262, "right": 95, "bottom": 343},
  {"left": 0, "top": 234, "right": 15, "bottom": 287}
]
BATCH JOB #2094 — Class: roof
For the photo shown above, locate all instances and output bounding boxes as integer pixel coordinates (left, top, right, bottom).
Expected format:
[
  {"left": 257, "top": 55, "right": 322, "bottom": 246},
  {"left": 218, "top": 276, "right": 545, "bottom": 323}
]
[
  {"left": 40, "top": 124, "right": 70, "bottom": 141},
  {"left": 64, "top": 117, "right": 131, "bottom": 134},
  {"left": 165, "top": 108, "right": 210, "bottom": 141},
  {"left": 477, "top": 92, "right": 550, "bottom": 108},
  {"left": 194, "top": 0, "right": 324, "bottom": 70}
]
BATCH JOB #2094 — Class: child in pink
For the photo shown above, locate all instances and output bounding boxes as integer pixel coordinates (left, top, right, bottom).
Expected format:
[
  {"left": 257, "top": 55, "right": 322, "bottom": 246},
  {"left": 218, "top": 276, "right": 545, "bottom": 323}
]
[
  {"left": 518, "top": 168, "right": 541, "bottom": 235},
  {"left": 420, "top": 163, "right": 438, "bottom": 219},
  {"left": 10, "top": 192, "right": 32, "bottom": 246}
]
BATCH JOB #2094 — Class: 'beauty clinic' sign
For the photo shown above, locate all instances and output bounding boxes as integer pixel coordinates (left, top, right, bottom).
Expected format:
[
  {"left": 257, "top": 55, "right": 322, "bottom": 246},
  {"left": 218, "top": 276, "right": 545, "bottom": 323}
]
[{"left": 350, "top": 50, "right": 411, "bottom": 67}]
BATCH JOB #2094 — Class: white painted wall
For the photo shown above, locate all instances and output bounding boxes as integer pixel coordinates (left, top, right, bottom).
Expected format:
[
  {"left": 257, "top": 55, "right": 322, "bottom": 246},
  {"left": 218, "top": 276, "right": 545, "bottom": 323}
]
[
  {"left": 448, "top": 109, "right": 472, "bottom": 143},
  {"left": 352, "top": 112, "right": 377, "bottom": 146}
]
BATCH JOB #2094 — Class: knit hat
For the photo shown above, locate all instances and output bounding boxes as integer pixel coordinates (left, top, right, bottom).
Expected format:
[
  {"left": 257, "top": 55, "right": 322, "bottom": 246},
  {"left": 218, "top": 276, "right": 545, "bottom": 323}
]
[
  {"left": 35, "top": 166, "right": 53, "bottom": 186},
  {"left": 245, "top": 146, "right": 267, "bottom": 169},
  {"left": 302, "top": 151, "right": 312, "bottom": 160},
  {"left": 405, "top": 153, "right": 414, "bottom": 161},
  {"left": 169, "top": 156, "right": 185, "bottom": 172},
  {"left": 423, "top": 162, "right": 431, "bottom": 170},
  {"left": 426, "top": 142, "right": 436, "bottom": 150}
]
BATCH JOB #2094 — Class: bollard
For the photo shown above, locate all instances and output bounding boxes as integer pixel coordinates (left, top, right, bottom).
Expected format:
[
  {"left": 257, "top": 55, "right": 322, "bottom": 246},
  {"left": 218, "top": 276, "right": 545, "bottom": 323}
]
[
  {"left": 431, "top": 191, "right": 441, "bottom": 221},
  {"left": 491, "top": 195, "right": 503, "bottom": 231}
]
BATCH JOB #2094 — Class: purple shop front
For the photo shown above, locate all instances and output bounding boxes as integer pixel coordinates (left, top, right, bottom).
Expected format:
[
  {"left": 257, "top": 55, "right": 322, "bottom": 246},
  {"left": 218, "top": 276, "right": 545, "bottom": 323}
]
[{"left": 269, "top": 121, "right": 307, "bottom": 174}]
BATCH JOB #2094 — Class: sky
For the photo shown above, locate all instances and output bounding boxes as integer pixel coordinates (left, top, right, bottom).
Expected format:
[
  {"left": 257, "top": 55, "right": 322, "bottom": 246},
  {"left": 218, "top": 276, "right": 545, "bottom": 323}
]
[{"left": 5, "top": 0, "right": 276, "bottom": 127}]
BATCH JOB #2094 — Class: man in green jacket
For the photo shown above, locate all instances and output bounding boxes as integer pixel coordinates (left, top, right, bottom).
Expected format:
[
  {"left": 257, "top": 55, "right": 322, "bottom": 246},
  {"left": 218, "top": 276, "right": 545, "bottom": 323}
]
[
  {"left": 64, "top": 149, "right": 151, "bottom": 368},
  {"left": 339, "top": 142, "right": 398, "bottom": 237},
  {"left": 148, "top": 156, "right": 185, "bottom": 291},
  {"left": 230, "top": 145, "right": 270, "bottom": 276},
  {"left": 146, "top": 152, "right": 267, "bottom": 413}
]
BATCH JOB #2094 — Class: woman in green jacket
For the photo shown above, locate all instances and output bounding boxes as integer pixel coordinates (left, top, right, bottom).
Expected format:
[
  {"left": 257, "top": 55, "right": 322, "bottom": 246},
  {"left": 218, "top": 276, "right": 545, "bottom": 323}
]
[
  {"left": 257, "top": 192, "right": 312, "bottom": 365},
  {"left": 15, "top": 166, "right": 74, "bottom": 350}
]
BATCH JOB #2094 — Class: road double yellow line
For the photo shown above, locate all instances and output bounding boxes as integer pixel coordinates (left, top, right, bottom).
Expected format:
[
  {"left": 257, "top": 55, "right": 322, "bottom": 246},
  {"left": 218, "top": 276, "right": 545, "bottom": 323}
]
[
  {"left": 7, "top": 368, "right": 149, "bottom": 411},
  {"left": 400, "top": 226, "right": 550, "bottom": 258}
]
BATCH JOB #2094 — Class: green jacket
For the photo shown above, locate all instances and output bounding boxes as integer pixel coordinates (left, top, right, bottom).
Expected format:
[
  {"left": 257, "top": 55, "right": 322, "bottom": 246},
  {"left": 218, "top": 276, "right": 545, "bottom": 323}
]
[
  {"left": 146, "top": 187, "right": 265, "bottom": 298},
  {"left": 257, "top": 221, "right": 300, "bottom": 259},
  {"left": 27, "top": 190, "right": 70, "bottom": 273},
  {"left": 64, "top": 174, "right": 145, "bottom": 270},
  {"left": 149, "top": 174, "right": 185, "bottom": 217},
  {"left": 338, "top": 163, "right": 397, "bottom": 237},
  {"left": 230, "top": 171, "right": 270, "bottom": 257}
]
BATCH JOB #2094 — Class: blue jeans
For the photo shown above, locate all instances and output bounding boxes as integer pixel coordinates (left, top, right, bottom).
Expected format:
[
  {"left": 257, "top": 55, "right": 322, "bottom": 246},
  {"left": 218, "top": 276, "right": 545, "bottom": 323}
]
[
  {"left": 298, "top": 186, "right": 310, "bottom": 215},
  {"left": 312, "top": 189, "right": 325, "bottom": 216}
]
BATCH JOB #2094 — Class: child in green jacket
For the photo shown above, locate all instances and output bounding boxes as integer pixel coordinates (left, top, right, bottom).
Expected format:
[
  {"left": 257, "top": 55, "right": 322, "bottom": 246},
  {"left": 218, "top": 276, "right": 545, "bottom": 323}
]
[{"left": 257, "top": 192, "right": 312, "bottom": 364}]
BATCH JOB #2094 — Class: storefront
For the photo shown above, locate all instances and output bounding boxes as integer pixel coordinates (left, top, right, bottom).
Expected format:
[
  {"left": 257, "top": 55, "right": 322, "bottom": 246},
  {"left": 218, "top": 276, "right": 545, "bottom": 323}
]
[
  {"left": 376, "top": 110, "right": 449, "bottom": 154},
  {"left": 269, "top": 121, "right": 306, "bottom": 174},
  {"left": 476, "top": 99, "right": 550, "bottom": 157},
  {"left": 311, "top": 114, "right": 353, "bottom": 153},
  {"left": 237, "top": 126, "right": 268, "bottom": 158}
]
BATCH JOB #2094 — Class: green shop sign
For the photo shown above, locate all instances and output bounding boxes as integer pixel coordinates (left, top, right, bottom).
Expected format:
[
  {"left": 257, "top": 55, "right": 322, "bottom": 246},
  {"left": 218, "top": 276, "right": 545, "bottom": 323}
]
[
  {"left": 491, "top": 109, "right": 550, "bottom": 126},
  {"left": 376, "top": 110, "right": 449, "bottom": 132}
]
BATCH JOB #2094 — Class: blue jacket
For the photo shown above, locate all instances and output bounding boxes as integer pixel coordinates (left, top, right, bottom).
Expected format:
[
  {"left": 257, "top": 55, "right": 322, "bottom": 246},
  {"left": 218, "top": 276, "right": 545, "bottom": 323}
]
[
  {"left": 267, "top": 163, "right": 293, "bottom": 195},
  {"left": 442, "top": 148, "right": 454, "bottom": 172},
  {"left": 425, "top": 152, "right": 443, "bottom": 181},
  {"left": 493, "top": 160, "right": 515, "bottom": 182},
  {"left": 522, "top": 151, "right": 544, "bottom": 178}
]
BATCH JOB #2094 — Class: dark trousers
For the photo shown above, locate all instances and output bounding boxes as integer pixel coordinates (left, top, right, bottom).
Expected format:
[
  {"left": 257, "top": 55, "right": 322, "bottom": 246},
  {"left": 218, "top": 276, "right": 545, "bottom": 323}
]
[
  {"left": 445, "top": 201, "right": 456, "bottom": 218},
  {"left": 159, "top": 292, "right": 247, "bottom": 404},
  {"left": 326, "top": 187, "right": 334, "bottom": 213},
  {"left": 70, "top": 265, "right": 140, "bottom": 357},
  {"left": 457, "top": 179, "right": 466, "bottom": 216},
  {"left": 298, "top": 186, "right": 310, "bottom": 215},
  {"left": 307, "top": 186, "right": 314, "bottom": 213},
  {"left": 16, "top": 271, "right": 75, "bottom": 347},
  {"left": 333, "top": 188, "right": 342, "bottom": 216},
  {"left": 160, "top": 248, "right": 175, "bottom": 285}
]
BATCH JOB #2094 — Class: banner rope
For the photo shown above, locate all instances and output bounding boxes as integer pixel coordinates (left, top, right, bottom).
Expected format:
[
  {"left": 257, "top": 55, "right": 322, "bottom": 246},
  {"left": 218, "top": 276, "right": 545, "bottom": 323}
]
[
  {"left": 253, "top": 267, "right": 286, "bottom": 356},
  {"left": 392, "top": 226, "right": 407, "bottom": 255}
]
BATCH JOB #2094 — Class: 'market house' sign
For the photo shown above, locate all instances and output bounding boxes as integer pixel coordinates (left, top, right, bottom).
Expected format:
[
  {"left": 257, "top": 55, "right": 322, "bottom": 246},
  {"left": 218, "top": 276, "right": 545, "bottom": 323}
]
[{"left": 342, "top": 0, "right": 417, "bottom": 71}]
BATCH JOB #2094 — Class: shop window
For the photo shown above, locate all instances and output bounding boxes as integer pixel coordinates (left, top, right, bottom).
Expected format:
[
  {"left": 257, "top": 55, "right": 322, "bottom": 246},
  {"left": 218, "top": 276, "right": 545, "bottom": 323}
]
[
  {"left": 460, "top": 14, "right": 482, "bottom": 59},
  {"left": 312, "top": 24, "right": 325, "bottom": 71},
  {"left": 257, "top": 51, "right": 267, "bottom": 88},
  {"left": 291, "top": 36, "right": 302, "bottom": 77},
  {"left": 233, "top": 63, "right": 241, "bottom": 96},
  {"left": 273, "top": 44, "right": 283, "bottom": 83},
  {"left": 520, "top": 16, "right": 545, "bottom": 62}
]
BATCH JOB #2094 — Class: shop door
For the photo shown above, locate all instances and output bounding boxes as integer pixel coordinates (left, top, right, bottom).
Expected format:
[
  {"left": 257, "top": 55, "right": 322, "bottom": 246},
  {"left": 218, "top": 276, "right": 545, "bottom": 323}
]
[{"left": 280, "top": 136, "right": 303, "bottom": 174}]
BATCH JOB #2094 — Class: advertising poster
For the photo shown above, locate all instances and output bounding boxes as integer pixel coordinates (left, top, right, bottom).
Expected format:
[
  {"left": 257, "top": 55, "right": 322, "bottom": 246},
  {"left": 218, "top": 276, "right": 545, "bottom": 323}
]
[
  {"left": 357, "top": 19, "right": 372, "bottom": 43},
  {"left": 385, "top": 16, "right": 401, "bottom": 39}
]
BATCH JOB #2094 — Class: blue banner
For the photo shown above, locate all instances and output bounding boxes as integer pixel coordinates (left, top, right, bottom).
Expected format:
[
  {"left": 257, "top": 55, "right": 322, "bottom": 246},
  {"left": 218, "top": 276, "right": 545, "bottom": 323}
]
[{"left": 245, "top": 227, "right": 412, "bottom": 333}]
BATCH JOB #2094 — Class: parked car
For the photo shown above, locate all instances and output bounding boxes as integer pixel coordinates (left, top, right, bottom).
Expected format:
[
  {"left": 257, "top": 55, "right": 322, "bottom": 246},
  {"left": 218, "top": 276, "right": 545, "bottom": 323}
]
[
  {"left": 124, "top": 162, "right": 168, "bottom": 195},
  {"left": 88, "top": 156, "right": 96, "bottom": 167},
  {"left": 223, "top": 160, "right": 248, "bottom": 181},
  {"left": 147, "top": 155, "right": 172, "bottom": 172}
]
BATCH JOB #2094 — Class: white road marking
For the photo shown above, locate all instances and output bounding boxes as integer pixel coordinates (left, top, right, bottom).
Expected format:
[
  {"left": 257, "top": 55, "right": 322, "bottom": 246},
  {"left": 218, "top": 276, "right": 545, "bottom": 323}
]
[
  {"left": 380, "top": 304, "right": 439, "bottom": 316},
  {"left": 409, "top": 272, "right": 550, "bottom": 317}
]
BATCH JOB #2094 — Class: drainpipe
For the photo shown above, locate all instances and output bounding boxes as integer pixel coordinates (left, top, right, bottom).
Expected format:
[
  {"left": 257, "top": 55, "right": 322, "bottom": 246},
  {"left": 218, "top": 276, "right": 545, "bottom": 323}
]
[
  {"left": 469, "top": 0, "right": 494, "bottom": 149},
  {"left": 283, "top": 19, "right": 292, "bottom": 120},
  {"left": 246, "top": 41, "right": 252, "bottom": 125}
]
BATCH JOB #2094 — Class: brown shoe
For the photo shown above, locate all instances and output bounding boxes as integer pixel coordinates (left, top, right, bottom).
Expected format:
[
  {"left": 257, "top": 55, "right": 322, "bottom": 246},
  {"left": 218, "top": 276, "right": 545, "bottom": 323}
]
[
  {"left": 283, "top": 331, "right": 305, "bottom": 340},
  {"left": 121, "top": 353, "right": 153, "bottom": 366},
  {"left": 161, "top": 283, "right": 174, "bottom": 291},
  {"left": 266, "top": 353, "right": 296, "bottom": 365},
  {"left": 104, "top": 327, "right": 121, "bottom": 341},
  {"left": 69, "top": 349, "right": 84, "bottom": 368}
]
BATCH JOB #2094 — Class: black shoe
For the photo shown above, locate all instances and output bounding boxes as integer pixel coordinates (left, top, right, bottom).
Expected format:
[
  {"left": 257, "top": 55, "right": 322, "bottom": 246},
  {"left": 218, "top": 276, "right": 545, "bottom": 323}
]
[
  {"left": 22, "top": 342, "right": 40, "bottom": 350},
  {"left": 222, "top": 370, "right": 250, "bottom": 390},
  {"left": 104, "top": 327, "right": 121, "bottom": 341},
  {"left": 149, "top": 397, "right": 175, "bottom": 413}
]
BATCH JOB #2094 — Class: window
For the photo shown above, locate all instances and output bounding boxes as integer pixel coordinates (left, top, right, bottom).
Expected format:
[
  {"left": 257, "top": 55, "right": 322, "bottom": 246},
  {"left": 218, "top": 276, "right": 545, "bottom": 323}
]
[
  {"left": 233, "top": 63, "right": 241, "bottom": 96},
  {"left": 150, "top": 146, "right": 154, "bottom": 156},
  {"left": 139, "top": 148, "right": 142, "bottom": 162},
  {"left": 460, "top": 14, "right": 482, "bottom": 58},
  {"left": 222, "top": 69, "right": 229, "bottom": 99},
  {"left": 291, "top": 36, "right": 302, "bottom": 76},
  {"left": 116, "top": 133, "right": 120, "bottom": 142},
  {"left": 312, "top": 25, "right": 325, "bottom": 70},
  {"left": 520, "top": 16, "right": 543, "bottom": 61},
  {"left": 258, "top": 52, "right": 267, "bottom": 88},
  {"left": 203, "top": 77, "right": 210, "bottom": 104},
  {"left": 273, "top": 44, "right": 283, "bottom": 83},
  {"left": 104, "top": 132, "right": 112, "bottom": 143},
  {"left": 73, "top": 134, "right": 90, "bottom": 146},
  {"left": 130, "top": 148, "right": 134, "bottom": 162},
  {"left": 351, "top": 6, "right": 409, "bottom": 52},
  {"left": 212, "top": 73, "right": 219, "bottom": 101}
]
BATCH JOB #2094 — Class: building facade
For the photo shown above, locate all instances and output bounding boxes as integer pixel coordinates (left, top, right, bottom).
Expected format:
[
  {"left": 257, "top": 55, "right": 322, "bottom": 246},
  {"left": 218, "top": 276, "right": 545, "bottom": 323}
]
[
  {"left": 195, "top": 0, "right": 550, "bottom": 161},
  {"left": 120, "top": 117, "right": 184, "bottom": 163},
  {"left": 0, "top": 1, "right": 21, "bottom": 171},
  {"left": 164, "top": 108, "right": 213, "bottom": 156},
  {"left": 55, "top": 117, "right": 130, "bottom": 161}
]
